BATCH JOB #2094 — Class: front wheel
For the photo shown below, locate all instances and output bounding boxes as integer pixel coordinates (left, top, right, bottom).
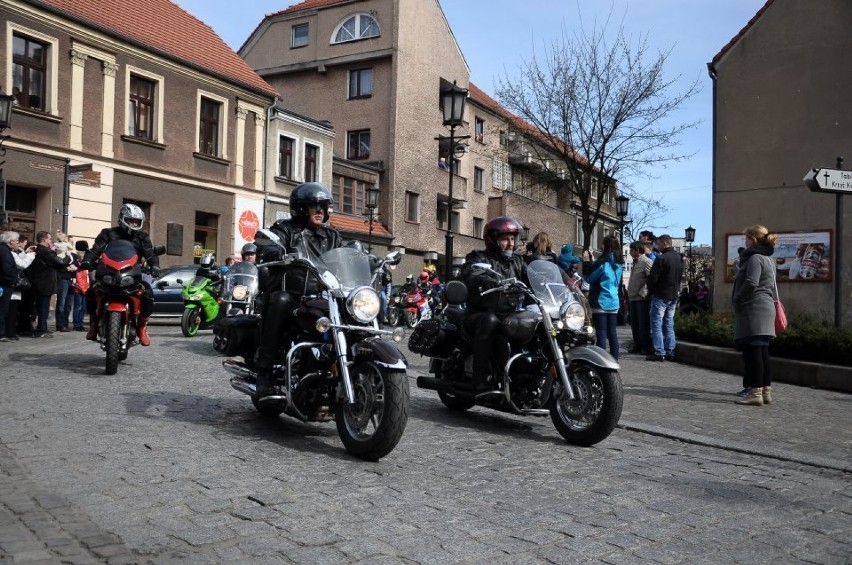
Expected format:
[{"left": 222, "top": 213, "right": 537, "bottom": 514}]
[
  {"left": 387, "top": 306, "right": 399, "bottom": 327},
  {"left": 404, "top": 310, "right": 418, "bottom": 328},
  {"left": 334, "top": 361, "right": 409, "bottom": 461},
  {"left": 181, "top": 307, "right": 201, "bottom": 337},
  {"left": 550, "top": 363, "right": 623, "bottom": 446},
  {"left": 105, "top": 310, "right": 122, "bottom": 375}
]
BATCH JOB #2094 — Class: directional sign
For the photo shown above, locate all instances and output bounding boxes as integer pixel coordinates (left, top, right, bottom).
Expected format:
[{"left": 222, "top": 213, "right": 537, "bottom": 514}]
[{"left": 804, "top": 168, "right": 852, "bottom": 193}]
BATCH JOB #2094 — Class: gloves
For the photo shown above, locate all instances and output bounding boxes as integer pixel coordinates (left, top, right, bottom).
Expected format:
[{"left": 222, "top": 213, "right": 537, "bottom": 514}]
[{"left": 150, "top": 267, "right": 161, "bottom": 278}]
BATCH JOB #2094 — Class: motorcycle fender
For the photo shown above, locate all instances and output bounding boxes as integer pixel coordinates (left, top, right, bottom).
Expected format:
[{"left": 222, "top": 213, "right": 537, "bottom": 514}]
[
  {"left": 106, "top": 302, "right": 129, "bottom": 313},
  {"left": 184, "top": 302, "right": 199, "bottom": 310},
  {"left": 564, "top": 345, "right": 620, "bottom": 371},
  {"left": 358, "top": 340, "right": 407, "bottom": 370}
]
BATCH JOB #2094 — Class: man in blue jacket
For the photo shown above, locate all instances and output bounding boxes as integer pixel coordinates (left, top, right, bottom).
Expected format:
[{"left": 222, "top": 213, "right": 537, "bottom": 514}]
[{"left": 645, "top": 234, "right": 684, "bottom": 361}]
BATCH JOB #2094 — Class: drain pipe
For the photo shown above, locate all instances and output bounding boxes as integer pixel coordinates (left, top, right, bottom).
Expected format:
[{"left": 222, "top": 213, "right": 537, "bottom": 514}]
[{"left": 262, "top": 97, "right": 280, "bottom": 225}]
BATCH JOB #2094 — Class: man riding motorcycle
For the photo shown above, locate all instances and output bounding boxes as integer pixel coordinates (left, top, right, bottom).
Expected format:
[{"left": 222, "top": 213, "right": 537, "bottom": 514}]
[
  {"left": 81, "top": 203, "right": 160, "bottom": 346},
  {"left": 240, "top": 242, "right": 257, "bottom": 263},
  {"left": 253, "top": 182, "right": 342, "bottom": 398},
  {"left": 195, "top": 253, "right": 223, "bottom": 289},
  {"left": 461, "top": 216, "right": 529, "bottom": 394}
]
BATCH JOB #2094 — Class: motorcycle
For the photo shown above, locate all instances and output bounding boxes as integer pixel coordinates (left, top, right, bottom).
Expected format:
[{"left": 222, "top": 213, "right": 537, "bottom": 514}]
[
  {"left": 90, "top": 240, "right": 164, "bottom": 375},
  {"left": 223, "top": 229, "right": 410, "bottom": 461},
  {"left": 385, "top": 285, "right": 405, "bottom": 327},
  {"left": 402, "top": 285, "right": 432, "bottom": 328},
  {"left": 180, "top": 271, "right": 223, "bottom": 337},
  {"left": 221, "top": 261, "right": 259, "bottom": 316},
  {"left": 413, "top": 259, "right": 623, "bottom": 446}
]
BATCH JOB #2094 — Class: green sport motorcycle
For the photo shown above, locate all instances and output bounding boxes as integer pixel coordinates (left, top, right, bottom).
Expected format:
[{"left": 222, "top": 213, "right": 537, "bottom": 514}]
[{"left": 180, "top": 273, "right": 223, "bottom": 337}]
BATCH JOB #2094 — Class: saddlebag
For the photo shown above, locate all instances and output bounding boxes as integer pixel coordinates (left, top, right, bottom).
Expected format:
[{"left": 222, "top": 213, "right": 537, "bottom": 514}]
[
  {"left": 213, "top": 314, "right": 259, "bottom": 358},
  {"left": 408, "top": 319, "right": 458, "bottom": 358}
]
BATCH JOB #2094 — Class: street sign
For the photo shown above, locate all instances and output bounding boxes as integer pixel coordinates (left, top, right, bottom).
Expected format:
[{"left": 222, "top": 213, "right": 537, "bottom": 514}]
[{"left": 804, "top": 168, "right": 852, "bottom": 193}]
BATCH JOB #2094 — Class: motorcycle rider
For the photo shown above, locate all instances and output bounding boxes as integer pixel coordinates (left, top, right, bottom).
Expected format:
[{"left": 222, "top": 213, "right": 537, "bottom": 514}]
[
  {"left": 240, "top": 242, "right": 257, "bottom": 263},
  {"left": 81, "top": 203, "right": 160, "bottom": 346},
  {"left": 461, "top": 216, "right": 528, "bottom": 394},
  {"left": 253, "top": 182, "right": 342, "bottom": 398}
]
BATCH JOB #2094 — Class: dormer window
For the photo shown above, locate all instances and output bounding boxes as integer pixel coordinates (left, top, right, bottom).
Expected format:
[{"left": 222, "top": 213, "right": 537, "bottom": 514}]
[{"left": 332, "top": 13, "right": 380, "bottom": 44}]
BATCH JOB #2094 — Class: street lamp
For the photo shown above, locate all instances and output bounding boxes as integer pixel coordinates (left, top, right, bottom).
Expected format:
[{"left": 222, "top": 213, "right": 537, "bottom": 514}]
[
  {"left": 364, "top": 183, "right": 380, "bottom": 254},
  {"left": 437, "top": 80, "right": 469, "bottom": 281},
  {"left": 615, "top": 194, "right": 629, "bottom": 249},
  {"left": 685, "top": 225, "right": 696, "bottom": 284},
  {"left": 0, "top": 90, "right": 15, "bottom": 224}
]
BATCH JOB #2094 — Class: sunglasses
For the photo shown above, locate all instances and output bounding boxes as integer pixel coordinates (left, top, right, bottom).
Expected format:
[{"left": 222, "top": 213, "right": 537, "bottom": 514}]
[{"left": 307, "top": 204, "right": 327, "bottom": 213}]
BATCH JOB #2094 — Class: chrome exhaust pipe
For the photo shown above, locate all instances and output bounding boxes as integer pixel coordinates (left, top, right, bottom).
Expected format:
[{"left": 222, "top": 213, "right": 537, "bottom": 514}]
[
  {"left": 230, "top": 376, "right": 256, "bottom": 396},
  {"left": 223, "top": 358, "right": 255, "bottom": 379}
]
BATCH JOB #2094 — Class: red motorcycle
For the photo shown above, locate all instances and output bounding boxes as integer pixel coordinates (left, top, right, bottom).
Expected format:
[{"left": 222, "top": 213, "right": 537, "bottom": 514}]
[
  {"left": 91, "top": 240, "right": 162, "bottom": 375},
  {"left": 402, "top": 285, "right": 432, "bottom": 328}
]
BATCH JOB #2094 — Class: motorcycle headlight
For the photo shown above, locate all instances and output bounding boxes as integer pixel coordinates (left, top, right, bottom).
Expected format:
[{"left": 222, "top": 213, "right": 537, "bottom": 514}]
[
  {"left": 559, "top": 301, "right": 586, "bottom": 331},
  {"left": 346, "top": 286, "right": 381, "bottom": 323},
  {"left": 102, "top": 274, "right": 115, "bottom": 285},
  {"left": 120, "top": 275, "right": 136, "bottom": 287},
  {"left": 189, "top": 293, "right": 204, "bottom": 301},
  {"left": 231, "top": 285, "right": 248, "bottom": 300}
]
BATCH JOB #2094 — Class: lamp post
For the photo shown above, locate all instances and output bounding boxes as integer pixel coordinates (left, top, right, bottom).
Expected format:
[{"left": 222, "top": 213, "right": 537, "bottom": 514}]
[
  {"left": 615, "top": 195, "right": 629, "bottom": 250},
  {"left": 364, "top": 183, "right": 380, "bottom": 254},
  {"left": 437, "top": 80, "right": 469, "bottom": 281},
  {"left": 0, "top": 91, "right": 15, "bottom": 224},
  {"left": 685, "top": 225, "right": 696, "bottom": 285}
]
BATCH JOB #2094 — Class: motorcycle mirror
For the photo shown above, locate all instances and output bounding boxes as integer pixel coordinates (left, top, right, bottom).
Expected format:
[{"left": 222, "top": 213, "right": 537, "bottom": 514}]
[
  {"left": 471, "top": 262, "right": 497, "bottom": 274},
  {"left": 254, "top": 228, "right": 283, "bottom": 249},
  {"left": 385, "top": 250, "right": 401, "bottom": 265},
  {"left": 152, "top": 245, "right": 166, "bottom": 256}
]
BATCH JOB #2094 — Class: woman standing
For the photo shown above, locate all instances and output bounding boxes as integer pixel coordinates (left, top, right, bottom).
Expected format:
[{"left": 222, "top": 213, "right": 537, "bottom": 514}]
[
  {"left": 732, "top": 224, "right": 778, "bottom": 406},
  {"left": 583, "top": 235, "right": 624, "bottom": 359}
]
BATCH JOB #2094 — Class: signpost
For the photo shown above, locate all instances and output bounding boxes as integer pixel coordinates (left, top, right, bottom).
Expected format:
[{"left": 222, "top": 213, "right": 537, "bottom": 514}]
[{"left": 804, "top": 157, "right": 844, "bottom": 327}]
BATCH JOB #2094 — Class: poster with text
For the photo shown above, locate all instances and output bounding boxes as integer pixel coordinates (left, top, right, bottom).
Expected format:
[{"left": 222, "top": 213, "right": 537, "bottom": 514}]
[
  {"left": 725, "top": 230, "right": 832, "bottom": 282},
  {"left": 233, "top": 196, "right": 264, "bottom": 259}
]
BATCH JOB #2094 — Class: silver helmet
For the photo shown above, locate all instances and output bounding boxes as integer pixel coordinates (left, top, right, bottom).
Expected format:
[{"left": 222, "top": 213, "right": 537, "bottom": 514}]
[{"left": 118, "top": 203, "right": 145, "bottom": 234}]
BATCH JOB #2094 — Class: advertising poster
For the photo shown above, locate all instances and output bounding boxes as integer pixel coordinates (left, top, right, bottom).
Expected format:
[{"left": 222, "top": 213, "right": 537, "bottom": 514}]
[
  {"left": 725, "top": 231, "right": 832, "bottom": 282},
  {"left": 233, "top": 196, "right": 264, "bottom": 258}
]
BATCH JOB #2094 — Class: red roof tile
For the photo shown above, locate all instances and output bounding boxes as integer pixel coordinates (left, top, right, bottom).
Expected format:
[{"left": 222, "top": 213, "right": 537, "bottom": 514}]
[
  {"left": 330, "top": 214, "right": 392, "bottom": 238},
  {"left": 711, "top": 0, "right": 775, "bottom": 66},
  {"left": 37, "top": 0, "right": 278, "bottom": 98}
]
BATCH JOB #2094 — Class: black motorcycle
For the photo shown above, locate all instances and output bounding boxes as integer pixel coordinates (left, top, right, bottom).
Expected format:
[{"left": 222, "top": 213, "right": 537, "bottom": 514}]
[
  {"left": 413, "top": 259, "right": 623, "bottom": 446},
  {"left": 223, "top": 229, "right": 410, "bottom": 461}
]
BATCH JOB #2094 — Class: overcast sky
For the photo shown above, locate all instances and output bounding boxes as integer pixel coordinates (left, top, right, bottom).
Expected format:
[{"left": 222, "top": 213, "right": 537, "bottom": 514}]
[{"left": 176, "top": 0, "right": 768, "bottom": 246}]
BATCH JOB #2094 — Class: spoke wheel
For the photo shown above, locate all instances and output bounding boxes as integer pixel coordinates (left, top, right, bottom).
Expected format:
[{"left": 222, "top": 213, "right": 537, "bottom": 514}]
[
  {"left": 405, "top": 310, "right": 418, "bottom": 328},
  {"left": 387, "top": 306, "right": 399, "bottom": 327},
  {"left": 181, "top": 307, "right": 201, "bottom": 337},
  {"left": 550, "top": 363, "right": 622, "bottom": 446},
  {"left": 335, "top": 361, "right": 409, "bottom": 461}
]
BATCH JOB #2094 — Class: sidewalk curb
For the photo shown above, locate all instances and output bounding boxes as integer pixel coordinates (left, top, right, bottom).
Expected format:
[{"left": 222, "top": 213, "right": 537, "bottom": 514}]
[
  {"left": 618, "top": 421, "right": 850, "bottom": 473},
  {"left": 675, "top": 341, "right": 852, "bottom": 394}
]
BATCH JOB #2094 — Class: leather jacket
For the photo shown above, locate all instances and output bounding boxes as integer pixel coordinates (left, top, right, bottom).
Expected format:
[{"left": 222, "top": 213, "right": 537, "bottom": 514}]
[
  {"left": 83, "top": 227, "right": 159, "bottom": 270},
  {"left": 258, "top": 218, "right": 342, "bottom": 295},
  {"left": 462, "top": 249, "right": 527, "bottom": 313}
]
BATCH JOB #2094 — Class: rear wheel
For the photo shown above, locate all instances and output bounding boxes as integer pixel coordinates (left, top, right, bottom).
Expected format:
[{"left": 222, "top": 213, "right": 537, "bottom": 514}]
[
  {"left": 181, "top": 307, "right": 201, "bottom": 337},
  {"left": 335, "top": 361, "right": 409, "bottom": 461},
  {"left": 405, "top": 310, "right": 418, "bottom": 328},
  {"left": 105, "top": 311, "right": 122, "bottom": 375},
  {"left": 387, "top": 306, "right": 399, "bottom": 327},
  {"left": 550, "top": 363, "right": 623, "bottom": 446}
]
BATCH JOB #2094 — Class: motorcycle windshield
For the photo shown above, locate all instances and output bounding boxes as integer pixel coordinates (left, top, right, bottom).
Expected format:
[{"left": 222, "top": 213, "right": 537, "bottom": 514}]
[
  {"left": 223, "top": 262, "right": 258, "bottom": 295},
  {"left": 187, "top": 275, "right": 209, "bottom": 290},
  {"left": 526, "top": 259, "right": 587, "bottom": 318},
  {"left": 315, "top": 247, "right": 372, "bottom": 293},
  {"left": 102, "top": 239, "right": 137, "bottom": 262}
]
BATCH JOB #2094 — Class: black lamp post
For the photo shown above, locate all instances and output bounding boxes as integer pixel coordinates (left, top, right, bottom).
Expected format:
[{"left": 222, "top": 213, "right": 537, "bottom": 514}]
[
  {"left": 438, "top": 80, "right": 469, "bottom": 281},
  {"left": 615, "top": 194, "right": 629, "bottom": 249},
  {"left": 0, "top": 90, "right": 15, "bottom": 220},
  {"left": 364, "top": 183, "right": 380, "bottom": 254},
  {"left": 685, "top": 225, "right": 696, "bottom": 284}
]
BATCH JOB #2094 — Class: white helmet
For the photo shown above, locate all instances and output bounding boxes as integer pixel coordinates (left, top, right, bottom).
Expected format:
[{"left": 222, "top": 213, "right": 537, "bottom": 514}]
[
  {"left": 199, "top": 253, "right": 215, "bottom": 268},
  {"left": 118, "top": 203, "right": 145, "bottom": 234}
]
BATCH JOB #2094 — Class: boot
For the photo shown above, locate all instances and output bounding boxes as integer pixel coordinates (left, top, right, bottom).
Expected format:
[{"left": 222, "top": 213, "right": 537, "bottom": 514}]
[
  {"left": 137, "top": 317, "right": 151, "bottom": 346},
  {"left": 762, "top": 386, "right": 772, "bottom": 405},
  {"left": 735, "top": 387, "right": 764, "bottom": 406},
  {"left": 255, "top": 371, "right": 274, "bottom": 397},
  {"left": 86, "top": 315, "right": 99, "bottom": 341}
]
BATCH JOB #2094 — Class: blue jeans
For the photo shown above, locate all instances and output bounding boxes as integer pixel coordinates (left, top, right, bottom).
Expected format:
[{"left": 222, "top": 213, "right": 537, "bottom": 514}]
[
  {"left": 379, "top": 283, "right": 392, "bottom": 321},
  {"left": 34, "top": 292, "right": 52, "bottom": 334},
  {"left": 0, "top": 285, "right": 11, "bottom": 338},
  {"left": 592, "top": 312, "right": 619, "bottom": 360},
  {"left": 650, "top": 297, "right": 678, "bottom": 356},
  {"left": 73, "top": 292, "right": 86, "bottom": 329},
  {"left": 55, "top": 279, "right": 73, "bottom": 329}
]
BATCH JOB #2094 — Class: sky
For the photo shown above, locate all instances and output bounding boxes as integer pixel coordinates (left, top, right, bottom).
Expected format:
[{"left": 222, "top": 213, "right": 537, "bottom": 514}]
[{"left": 175, "top": 0, "right": 768, "bottom": 247}]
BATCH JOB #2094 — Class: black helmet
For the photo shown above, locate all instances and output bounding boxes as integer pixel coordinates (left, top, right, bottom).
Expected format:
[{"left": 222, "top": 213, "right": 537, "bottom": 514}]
[
  {"left": 290, "top": 182, "right": 333, "bottom": 223},
  {"left": 241, "top": 242, "right": 257, "bottom": 258},
  {"left": 483, "top": 216, "right": 522, "bottom": 257}
]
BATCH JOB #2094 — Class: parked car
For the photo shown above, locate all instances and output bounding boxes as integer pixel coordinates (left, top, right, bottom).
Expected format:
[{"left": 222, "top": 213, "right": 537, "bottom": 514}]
[{"left": 151, "top": 264, "right": 198, "bottom": 318}]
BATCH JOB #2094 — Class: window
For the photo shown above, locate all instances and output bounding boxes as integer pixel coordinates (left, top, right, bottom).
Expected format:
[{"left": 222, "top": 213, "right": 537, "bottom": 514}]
[
  {"left": 347, "top": 129, "right": 371, "bottom": 160},
  {"left": 473, "top": 217, "right": 484, "bottom": 239},
  {"left": 590, "top": 177, "right": 598, "bottom": 200},
  {"left": 437, "top": 206, "right": 460, "bottom": 232},
  {"left": 198, "top": 97, "right": 221, "bottom": 156},
  {"left": 475, "top": 117, "right": 485, "bottom": 143},
  {"left": 194, "top": 211, "right": 219, "bottom": 262},
  {"left": 602, "top": 182, "right": 610, "bottom": 204},
  {"left": 278, "top": 136, "right": 294, "bottom": 179},
  {"left": 474, "top": 167, "right": 484, "bottom": 192},
  {"left": 12, "top": 34, "right": 47, "bottom": 111},
  {"left": 304, "top": 143, "right": 318, "bottom": 182},
  {"left": 332, "top": 13, "right": 380, "bottom": 44},
  {"left": 450, "top": 157, "right": 460, "bottom": 176},
  {"left": 576, "top": 217, "right": 584, "bottom": 247},
  {"left": 128, "top": 75, "right": 155, "bottom": 139},
  {"left": 292, "top": 23, "right": 309, "bottom": 48},
  {"left": 333, "top": 175, "right": 367, "bottom": 214},
  {"left": 405, "top": 191, "right": 420, "bottom": 223},
  {"left": 348, "top": 68, "right": 373, "bottom": 99}
]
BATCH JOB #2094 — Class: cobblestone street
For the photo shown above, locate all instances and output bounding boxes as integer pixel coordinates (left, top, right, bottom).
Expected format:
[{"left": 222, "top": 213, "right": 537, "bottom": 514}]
[{"left": 1, "top": 325, "right": 849, "bottom": 564}]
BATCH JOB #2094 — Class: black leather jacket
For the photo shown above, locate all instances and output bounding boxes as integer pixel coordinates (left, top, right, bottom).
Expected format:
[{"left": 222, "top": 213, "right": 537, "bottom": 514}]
[
  {"left": 258, "top": 218, "right": 343, "bottom": 295},
  {"left": 83, "top": 227, "right": 159, "bottom": 270},
  {"left": 462, "top": 249, "right": 528, "bottom": 313}
]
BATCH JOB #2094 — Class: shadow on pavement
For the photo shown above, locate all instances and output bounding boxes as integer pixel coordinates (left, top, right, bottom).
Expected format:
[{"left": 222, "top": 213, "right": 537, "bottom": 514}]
[
  {"left": 8, "top": 351, "right": 109, "bottom": 375},
  {"left": 624, "top": 384, "right": 738, "bottom": 404}
]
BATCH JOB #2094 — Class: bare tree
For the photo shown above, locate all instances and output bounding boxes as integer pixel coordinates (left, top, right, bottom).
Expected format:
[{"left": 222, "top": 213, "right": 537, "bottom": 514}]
[{"left": 495, "top": 12, "right": 699, "bottom": 250}]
